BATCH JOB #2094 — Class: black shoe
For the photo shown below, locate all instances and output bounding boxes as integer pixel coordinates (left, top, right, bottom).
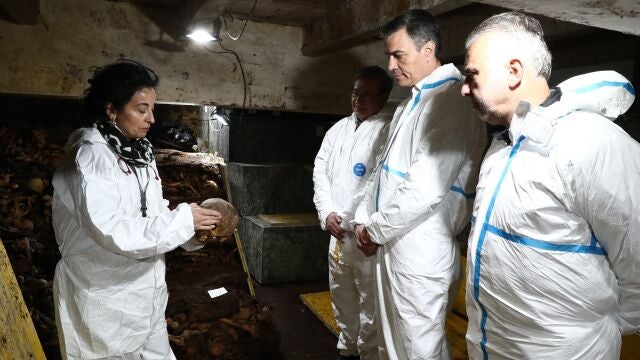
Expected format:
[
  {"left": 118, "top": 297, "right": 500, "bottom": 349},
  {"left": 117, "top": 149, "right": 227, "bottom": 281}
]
[{"left": 336, "top": 355, "right": 360, "bottom": 360}]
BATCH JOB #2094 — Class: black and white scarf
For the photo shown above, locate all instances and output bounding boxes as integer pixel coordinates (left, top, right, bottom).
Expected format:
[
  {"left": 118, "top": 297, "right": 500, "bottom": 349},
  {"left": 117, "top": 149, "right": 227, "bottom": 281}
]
[
  {"left": 96, "top": 120, "right": 154, "bottom": 168},
  {"left": 96, "top": 120, "right": 155, "bottom": 217}
]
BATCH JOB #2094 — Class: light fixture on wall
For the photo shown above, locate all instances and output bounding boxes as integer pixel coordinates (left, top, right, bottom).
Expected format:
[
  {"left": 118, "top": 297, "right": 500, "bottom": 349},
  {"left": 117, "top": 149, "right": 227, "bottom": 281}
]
[
  {"left": 200, "top": 106, "right": 230, "bottom": 158},
  {"left": 187, "top": 17, "right": 222, "bottom": 44},
  {"left": 186, "top": 1, "right": 259, "bottom": 124},
  {"left": 210, "top": 107, "right": 229, "bottom": 126}
]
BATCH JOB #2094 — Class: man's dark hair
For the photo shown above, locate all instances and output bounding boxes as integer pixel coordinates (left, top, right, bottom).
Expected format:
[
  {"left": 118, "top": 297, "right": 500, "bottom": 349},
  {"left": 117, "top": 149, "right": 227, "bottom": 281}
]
[
  {"left": 357, "top": 65, "right": 393, "bottom": 94},
  {"left": 382, "top": 9, "right": 442, "bottom": 60},
  {"left": 82, "top": 59, "right": 159, "bottom": 124}
]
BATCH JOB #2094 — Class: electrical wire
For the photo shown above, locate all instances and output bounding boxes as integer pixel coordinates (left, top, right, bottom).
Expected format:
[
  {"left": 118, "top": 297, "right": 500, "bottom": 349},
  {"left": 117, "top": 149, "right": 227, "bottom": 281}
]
[
  {"left": 203, "top": 1, "right": 256, "bottom": 123},
  {"left": 206, "top": 42, "right": 247, "bottom": 123},
  {"left": 225, "top": 0, "right": 258, "bottom": 41}
]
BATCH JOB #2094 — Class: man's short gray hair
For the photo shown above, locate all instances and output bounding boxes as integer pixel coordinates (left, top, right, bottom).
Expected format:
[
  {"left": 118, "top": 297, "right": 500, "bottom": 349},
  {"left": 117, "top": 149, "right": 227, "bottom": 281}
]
[{"left": 465, "top": 11, "right": 552, "bottom": 80}]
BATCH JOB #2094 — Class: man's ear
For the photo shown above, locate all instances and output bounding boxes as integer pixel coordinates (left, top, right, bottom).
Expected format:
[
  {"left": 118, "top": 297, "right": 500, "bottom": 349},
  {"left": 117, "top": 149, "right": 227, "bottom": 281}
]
[
  {"left": 421, "top": 40, "right": 436, "bottom": 61},
  {"left": 507, "top": 59, "right": 524, "bottom": 89}
]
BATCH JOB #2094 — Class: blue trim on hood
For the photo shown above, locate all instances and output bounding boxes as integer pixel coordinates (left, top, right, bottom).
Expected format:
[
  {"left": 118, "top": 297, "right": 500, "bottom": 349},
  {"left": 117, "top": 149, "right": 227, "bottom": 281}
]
[{"left": 574, "top": 80, "right": 635, "bottom": 96}]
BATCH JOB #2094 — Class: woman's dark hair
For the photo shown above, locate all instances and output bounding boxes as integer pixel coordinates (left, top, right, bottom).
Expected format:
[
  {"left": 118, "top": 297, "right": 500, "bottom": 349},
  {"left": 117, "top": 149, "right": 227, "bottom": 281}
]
[
  {"left": 82, "top": 59, "right": 158, "bottom": 124},
  {"left": 382, "top": 9, "right": 442, "bottom": 60}
]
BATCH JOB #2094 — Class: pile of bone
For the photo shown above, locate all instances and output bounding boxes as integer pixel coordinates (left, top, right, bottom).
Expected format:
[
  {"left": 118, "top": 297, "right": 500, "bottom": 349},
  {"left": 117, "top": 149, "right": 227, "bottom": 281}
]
[{"left": 0, "top": 126, "right": 65, "bottom": 359}]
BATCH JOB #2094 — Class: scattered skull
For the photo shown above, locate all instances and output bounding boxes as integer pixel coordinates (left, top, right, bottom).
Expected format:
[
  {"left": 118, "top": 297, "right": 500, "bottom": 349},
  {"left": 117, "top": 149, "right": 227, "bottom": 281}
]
[{"left": 195, "top": 198, "right": 239, "bottom": 244}]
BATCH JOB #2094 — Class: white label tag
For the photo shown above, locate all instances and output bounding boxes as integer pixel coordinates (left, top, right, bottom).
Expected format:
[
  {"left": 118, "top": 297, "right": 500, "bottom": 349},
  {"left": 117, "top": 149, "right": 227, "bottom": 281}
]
[{"left": 207, "top": 287, "right": 228, "bottom": 298}]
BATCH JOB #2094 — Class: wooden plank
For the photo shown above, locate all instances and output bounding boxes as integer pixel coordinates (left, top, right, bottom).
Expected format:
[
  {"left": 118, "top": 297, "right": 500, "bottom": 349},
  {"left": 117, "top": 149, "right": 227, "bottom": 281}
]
[
  {"left": 300, "top": 291, "right": 339, "bottom": 337},
  {"left": 0, "top": 238, "right": 46, "bottom": 360},
  {"left": 445, "top": 311, "right": 469, "bottom": 360}
]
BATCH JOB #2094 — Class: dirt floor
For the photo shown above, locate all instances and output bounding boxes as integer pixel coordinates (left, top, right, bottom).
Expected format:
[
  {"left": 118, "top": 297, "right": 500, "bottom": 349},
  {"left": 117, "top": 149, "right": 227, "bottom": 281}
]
[{"left": 254, "top": 279, "right": 337, "bottom": 360}]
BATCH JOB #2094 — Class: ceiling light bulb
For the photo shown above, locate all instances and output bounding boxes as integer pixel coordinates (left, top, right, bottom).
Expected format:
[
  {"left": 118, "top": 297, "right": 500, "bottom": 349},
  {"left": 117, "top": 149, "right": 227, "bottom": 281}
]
[{"left": 187, "top": 29, "right": 216, "bottom": 43}]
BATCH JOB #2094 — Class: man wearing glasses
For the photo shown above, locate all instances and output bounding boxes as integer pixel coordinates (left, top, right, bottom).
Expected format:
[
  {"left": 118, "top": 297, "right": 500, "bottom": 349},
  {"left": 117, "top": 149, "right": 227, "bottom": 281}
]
[{"left": 313, "top": 65, "right": 393, "bottom": 360}]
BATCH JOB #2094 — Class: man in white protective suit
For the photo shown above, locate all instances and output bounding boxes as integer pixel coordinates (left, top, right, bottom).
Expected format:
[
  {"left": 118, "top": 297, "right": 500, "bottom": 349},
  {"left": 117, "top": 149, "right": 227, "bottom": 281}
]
[
  {"left": 352, "top": 9, "right": 487, "bottom": 360},
  {"left": 313, "top": 65, "right": 394, "bottom": 360},
  {"left": 461, "top": 11, "right": 640, "bottom": 359}
]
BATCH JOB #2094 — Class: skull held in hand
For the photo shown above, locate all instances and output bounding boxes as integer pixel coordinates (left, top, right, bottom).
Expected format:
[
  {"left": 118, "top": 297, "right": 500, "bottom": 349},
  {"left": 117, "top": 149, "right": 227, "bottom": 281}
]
[{"left": 196, "top": 198, "right": 239, "bottom": 244}]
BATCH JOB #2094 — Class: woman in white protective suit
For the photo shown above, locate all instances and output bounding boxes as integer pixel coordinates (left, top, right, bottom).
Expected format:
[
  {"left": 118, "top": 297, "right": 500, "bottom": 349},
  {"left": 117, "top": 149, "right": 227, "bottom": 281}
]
[
  {"left": 461, "top": 12, "right": 640, "bottom": 359},
  {"left": 52, "top": 60, "right": 221, "bottom": 359}
]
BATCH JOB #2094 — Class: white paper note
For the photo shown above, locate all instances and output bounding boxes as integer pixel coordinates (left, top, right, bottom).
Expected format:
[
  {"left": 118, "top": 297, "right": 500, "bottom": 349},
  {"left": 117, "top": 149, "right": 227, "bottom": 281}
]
[{"left": 207, "top": 287, "right": 228, "bottom": 298}]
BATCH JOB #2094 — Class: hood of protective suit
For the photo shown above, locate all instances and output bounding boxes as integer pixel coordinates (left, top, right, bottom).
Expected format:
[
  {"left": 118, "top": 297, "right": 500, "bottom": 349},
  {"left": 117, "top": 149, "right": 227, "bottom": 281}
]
[
  {"left": 549, "top": 71, "right": 635, "bottom": 120},
  {"left": 509, "top": 71, "right": 635, "bottom": 150},
  {"left": 63, "top": 126, "right": 104, "bottom": 152},
  {"left": 553, "top": 70, "right": 635, "bottom": 120}
]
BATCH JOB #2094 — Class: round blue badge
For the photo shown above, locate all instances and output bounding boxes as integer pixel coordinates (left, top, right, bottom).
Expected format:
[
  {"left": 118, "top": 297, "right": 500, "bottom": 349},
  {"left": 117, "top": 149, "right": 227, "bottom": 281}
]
[{"left": 353, "top": 163, "right": 366, "bottom": 177}]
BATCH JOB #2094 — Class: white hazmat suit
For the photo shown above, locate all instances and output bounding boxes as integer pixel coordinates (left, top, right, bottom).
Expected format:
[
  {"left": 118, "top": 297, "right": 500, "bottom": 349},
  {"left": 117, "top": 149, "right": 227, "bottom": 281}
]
[
  {"left": 52, "top": 127, "right": 201, "bottom": 359},
  {"left": 466, "top": 71, "right": 639, "bottom": 359},
  {"left": 314, "top": 109, "right": 391, "bottom": 359},
  {"left": 354, "top": 64, "right": 486, "bottom": 359}
]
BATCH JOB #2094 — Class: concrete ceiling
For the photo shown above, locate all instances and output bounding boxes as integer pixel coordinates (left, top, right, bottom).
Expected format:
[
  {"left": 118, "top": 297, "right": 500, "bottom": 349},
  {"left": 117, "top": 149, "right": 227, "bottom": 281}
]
[
  {"left": 1, "top": 0, "right": 639, "bottom": 56},
  {"left": 473, "top": 0, "right": 640, "bottom": 37},
  {"left": 118, "top": 0, "right": 335, "bottom": 26}
]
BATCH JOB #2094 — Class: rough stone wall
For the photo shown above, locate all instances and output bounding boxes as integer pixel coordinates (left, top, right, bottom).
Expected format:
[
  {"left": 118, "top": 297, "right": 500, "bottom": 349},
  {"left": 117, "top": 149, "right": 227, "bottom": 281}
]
[
  {"left": 0, "top": 0, "right": 392, "bottom": 114},
  {"left": 1, "top": 1, "right": 637, "bottom": 119}
]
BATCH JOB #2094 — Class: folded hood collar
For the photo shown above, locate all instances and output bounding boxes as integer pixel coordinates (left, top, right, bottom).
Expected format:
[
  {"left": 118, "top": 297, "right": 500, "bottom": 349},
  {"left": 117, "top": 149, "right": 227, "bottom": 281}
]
[
  {"left": 509, "top": 71, "right": 635, "bottom": 150},
  {"left": 63, "top": 126, "right": 106, "bottom": 153},
  {"left": 551, "top": 70, "right": 635, "bottom": 121}
]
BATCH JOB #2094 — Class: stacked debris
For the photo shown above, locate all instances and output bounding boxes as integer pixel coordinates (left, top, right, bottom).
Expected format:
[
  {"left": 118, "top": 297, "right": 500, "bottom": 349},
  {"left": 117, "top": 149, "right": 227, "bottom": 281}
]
[
  {"left": 156, "top": 149, "right": 282, "bottom": 360},
  {"left": 154, "top": 149, "right": 227, "bottom": 207},
  {"left": 0, "top": 126, "right": 64, "bottom": 359}
]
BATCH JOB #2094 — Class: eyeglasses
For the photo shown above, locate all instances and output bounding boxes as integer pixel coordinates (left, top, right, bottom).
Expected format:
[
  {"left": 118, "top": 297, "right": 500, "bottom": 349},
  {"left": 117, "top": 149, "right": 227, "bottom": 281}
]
[{"left": 351, "top": 91, "right": 379, "bottom": 101}]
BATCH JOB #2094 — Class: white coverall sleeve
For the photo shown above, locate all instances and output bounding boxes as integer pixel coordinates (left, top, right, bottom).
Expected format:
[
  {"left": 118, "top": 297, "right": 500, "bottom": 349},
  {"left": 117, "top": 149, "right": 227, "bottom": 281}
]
[
  {"left": 367, "top": 97, "right": 474, "bottom": 245},
  {"left": 313, "top": 126, "right": 337, "bottom": 230},
  {"left": 72, "top": 146, "right": 197, "bottom": 259},
  {"left": 179, "top": 234, "right": 205, "bottom": 252},
  {"left": 559, "top": 125, "right": 640, "bottom": 335},
  {"left": 157, "top": 198, "right": 204, "bottom": 252}
]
